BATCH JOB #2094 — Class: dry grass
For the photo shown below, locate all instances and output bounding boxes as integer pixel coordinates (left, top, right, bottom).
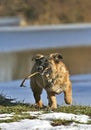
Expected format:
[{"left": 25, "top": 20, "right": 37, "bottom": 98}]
[{"left": 0, "top": 0, "right": 91, "bottom": 24}]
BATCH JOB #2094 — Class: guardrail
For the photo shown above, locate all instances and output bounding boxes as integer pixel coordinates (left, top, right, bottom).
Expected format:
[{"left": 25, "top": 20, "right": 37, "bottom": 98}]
[
  {"left": 0, "top": 23, "right": 91, "bottom": 52},
  {"left": 0, "top": 17, "right": 21, "bottom": 27},
  {"left": 0, "top": 23, "right": 91, "bottom": 81}
]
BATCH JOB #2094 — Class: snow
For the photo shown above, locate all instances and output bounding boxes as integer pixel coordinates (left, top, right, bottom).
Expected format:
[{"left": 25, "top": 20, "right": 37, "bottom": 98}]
[
  {"left": 0, "top": 119, "right": 52, "bottom": 130},
  {"left": 0, "top": 114, "right": 14, "bottom": 120},
  {"left": 39, "top": 112, "right": 89, "bottom": 123},
  {"left": 0, "top": 111, "right": 91, "bottom": 130}
]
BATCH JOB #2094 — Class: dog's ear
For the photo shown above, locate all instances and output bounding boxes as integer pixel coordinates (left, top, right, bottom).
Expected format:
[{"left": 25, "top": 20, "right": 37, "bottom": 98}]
[
  {"left": 51, "top": 53, "right": 63, "bottom": 63},
  {"left": 56, "top": 53, "right": 63, "bottom": 60},
  {"left": 54, "top": 53, "right": 63, "bottom": 63},
  {"left": 32, "top": 54, "right": 44, "bottom": 61}
]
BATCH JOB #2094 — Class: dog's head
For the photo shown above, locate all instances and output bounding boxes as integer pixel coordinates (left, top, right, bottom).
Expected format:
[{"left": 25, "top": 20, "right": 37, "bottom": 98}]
[
  {"left": 49, "top": 53, "right": 63, "bottom": 63},
  {"left": 32, "top": 54, "right": 50, "bottom": 74}
]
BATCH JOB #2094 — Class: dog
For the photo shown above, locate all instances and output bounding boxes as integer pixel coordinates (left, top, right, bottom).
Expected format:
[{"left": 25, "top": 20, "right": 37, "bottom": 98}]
[{"left": 30, "top": 53, "right": 72, "bottom": 109}]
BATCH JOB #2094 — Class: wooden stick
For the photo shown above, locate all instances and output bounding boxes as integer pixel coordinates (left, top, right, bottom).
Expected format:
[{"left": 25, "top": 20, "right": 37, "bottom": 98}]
[{"left": 20, "top": 72, "right": 39, "bottom": 87}]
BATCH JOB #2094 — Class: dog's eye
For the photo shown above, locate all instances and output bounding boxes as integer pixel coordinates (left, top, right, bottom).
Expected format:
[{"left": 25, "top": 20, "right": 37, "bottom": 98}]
[
  {"left": 38, "top": 60, "right": 44, "bottom": 65},
  {"left": 39, "top": 60, "right": 42, "bottom": 64},
  {"left": 45, "top": 59, "right": 48, "bottom": 62},
  {"left": 44, "top": 59, "right": 49, "bottom": 65},
  {"left": 35, "top": 59, "right": 41, "bottom": 64}
]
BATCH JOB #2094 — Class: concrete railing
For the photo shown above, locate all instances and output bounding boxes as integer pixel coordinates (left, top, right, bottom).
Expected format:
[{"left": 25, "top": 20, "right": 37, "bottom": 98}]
[
  {"left": 0, "top": 23, "right": 91, "bottom": 81},
  {"left": 0, "top": 23, "right": 91, "bottom": 52},
  {"left": 0, "top": 17, "right": 21, "bottom": 27}
]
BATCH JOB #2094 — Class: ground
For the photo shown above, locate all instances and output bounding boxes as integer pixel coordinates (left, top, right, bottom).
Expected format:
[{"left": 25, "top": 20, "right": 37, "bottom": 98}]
[{"left": 0, "top": 98, "right": 91, "bottom": 130}]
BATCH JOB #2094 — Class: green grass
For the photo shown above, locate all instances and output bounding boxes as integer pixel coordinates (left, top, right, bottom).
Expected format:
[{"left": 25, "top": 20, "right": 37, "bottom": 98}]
[
  {"left": 1, "top": 104, "right": 91, "bottom": 116},
  {"left": 51, "top": 119, "right": 73, "bottom": 126},
  {"left": 0, "top": 94, "right": 37, "bottom": 114},
  {"left": 87, "top": 120, "right": 91, "bottom": 124},
  {"left": 0, "top": 104, "right": 91, "bottom": 123},
  {"left": 0, "top": 113, "right": 36, "bottom": 123},
  {"left": 55, "top": 105, "right": 91, "bottom": 116},
  {"left": 0, "top": 94, "right": 91, "bottom": 123},
  {"left": 51, "top": 118, "right": 91, "bottom": 126}
]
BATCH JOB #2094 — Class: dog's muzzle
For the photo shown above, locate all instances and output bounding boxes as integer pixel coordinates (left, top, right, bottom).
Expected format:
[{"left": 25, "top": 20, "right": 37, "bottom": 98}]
[{"left": 37, "top": 66, "right": 44, "bottom": 73}]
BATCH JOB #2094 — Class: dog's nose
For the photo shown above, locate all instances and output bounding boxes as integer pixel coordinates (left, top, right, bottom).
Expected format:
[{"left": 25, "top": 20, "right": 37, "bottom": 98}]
[{"left": 37, "top": 66, "right": 43, "bottom": 72}]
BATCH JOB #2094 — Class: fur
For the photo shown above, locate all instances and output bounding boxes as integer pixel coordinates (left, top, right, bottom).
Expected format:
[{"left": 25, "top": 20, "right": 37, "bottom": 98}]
[{"left": 30, "top": 53, "right": 72, "bottom": 109}]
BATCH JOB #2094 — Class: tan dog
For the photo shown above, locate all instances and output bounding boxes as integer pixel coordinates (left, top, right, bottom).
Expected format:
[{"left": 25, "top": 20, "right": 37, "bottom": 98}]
[{"left": 30, "top": 53, "right": 72, "bottom": 109}]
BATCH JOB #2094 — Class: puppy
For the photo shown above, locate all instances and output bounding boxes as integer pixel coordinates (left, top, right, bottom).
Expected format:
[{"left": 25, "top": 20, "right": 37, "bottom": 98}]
[
  {"left": 30, "top": 54, "right": 49, "bottom": 108},
  {"left": 30, "top": 53, "right": 72, "bottom": 109}
]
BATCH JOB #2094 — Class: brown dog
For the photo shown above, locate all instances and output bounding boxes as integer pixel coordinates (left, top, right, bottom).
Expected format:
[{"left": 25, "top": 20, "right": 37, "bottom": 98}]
[{"left": 30, "top": 53, "right": 72, "bottom": 109}]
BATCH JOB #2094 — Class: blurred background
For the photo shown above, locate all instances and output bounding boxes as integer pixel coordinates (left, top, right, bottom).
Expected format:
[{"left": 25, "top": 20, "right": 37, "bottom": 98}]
[
  {"left": 0, "top": 0, "right": 91, "bottom": 25},
  {"left": 0, "top": 0, "right": 91, "bottom": 106}
]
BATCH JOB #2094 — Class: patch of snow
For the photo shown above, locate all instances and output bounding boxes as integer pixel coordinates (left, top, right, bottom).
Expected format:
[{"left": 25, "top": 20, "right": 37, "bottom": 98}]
[
  {"left": 0, "top": 114, "right": 14, "bottom": 120},
  {"left": 26, "top": 111, "right": 43, "bottom": 116},
  {"left": 0, "top": 119, "right": 91, "bottom": 130},
  {"left": 39, "top": 112, "right": 89, "bottom": 123},
  {"left": 0, "top": 119, "right": 52, "bottom": 130},
  {"left": 0, "top": 112, "right": 91, "bottom": 130}
]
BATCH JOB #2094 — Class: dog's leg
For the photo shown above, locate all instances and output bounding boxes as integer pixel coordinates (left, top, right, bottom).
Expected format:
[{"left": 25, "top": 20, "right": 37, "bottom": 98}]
[
  {"left": 64, "top": 82, "right": 72, "bottom": 105},
  {"left": 31, "top": 78, "right": 43, "bottom": 108},
  {"left": 34, "top": 94, "right": 43, "bottom": 108},
  {"left": 32, "top": 88, "right": 43, "bottom": 108},
  {"left": 47, "top": 91, "right": 52, "bottom": 107},
  {"left": 47, "top": 92, "right": 57, "bottom": 109}
]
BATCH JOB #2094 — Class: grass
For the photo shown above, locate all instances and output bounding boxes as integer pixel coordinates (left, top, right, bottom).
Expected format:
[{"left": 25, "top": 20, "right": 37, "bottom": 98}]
[
  {"left": 55, "top": 105, "right": 91, "bottom": 116},
  {"left": 0, "top": 104, "right": 91, "bottom": 116},
  {"left": 51, "top": 119, "right": 82, "bottom": 126},
  {"left": 0, "top": 94, "right": 37, "bottom": 114},
  {"left": 1, "top": 0, "right": 91, "bottom": 24},
  {"left": 51, "top": 119, "right": 73, "bottom": 126},
  {"left": 0, "top": 94, "right": 91, "bottom": 123},
  {"left": 88, "top": 120, "right": 91, "bottom": 124},
  {"left": 51, "top": 119, "right": 91, "bottom": 126},
  {"left": 0, "top": 113, "right": 36, "bottom": 123}
]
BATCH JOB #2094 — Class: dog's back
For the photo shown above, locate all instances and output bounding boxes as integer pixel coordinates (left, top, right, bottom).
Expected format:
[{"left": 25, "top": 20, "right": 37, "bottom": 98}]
[{"left": 46, "top": 55, "right": 71, "bottom": 94}]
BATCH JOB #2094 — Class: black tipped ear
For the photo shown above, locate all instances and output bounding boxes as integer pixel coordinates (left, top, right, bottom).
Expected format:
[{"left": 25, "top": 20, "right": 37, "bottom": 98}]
[
  {"left": 57, "top": 53, "right": 63, "bottom": 60},
  {"left": 32, "top": 54, "right": 44, "bottom": 61},
  {"left": 53, "top": 53, "right": 63, "bottom": 63}
]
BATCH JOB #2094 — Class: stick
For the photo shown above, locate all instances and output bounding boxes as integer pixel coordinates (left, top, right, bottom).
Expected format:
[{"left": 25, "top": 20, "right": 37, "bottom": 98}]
[{"left": 20, "top": 72, "right": 39, "bottom": 87}]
